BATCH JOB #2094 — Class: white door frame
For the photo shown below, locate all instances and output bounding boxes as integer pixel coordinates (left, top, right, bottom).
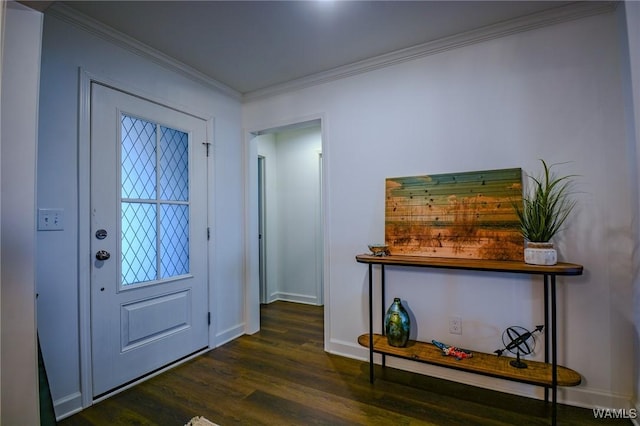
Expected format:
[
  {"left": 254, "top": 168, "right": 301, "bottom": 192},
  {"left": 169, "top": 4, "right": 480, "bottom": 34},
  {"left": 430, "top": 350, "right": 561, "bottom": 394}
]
[
  {"left": 243, "top": 115, "right": 330, "bottom": 349},
  {"left": 257, "top": 155, "right": 267, "bottom": 304},
  {"left": 78, "top": 68, "right": 215, "bottom": 407}
]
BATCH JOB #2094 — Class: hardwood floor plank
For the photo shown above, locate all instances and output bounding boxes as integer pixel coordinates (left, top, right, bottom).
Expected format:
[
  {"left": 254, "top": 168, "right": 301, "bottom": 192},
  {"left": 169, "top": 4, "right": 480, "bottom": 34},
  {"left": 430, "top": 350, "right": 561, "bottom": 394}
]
[
  {"left": 206, "top": 356, "right": 433, "bottom": 425},
  {"left": 60, "top": 301, "right": 631, "bottom": 426}
]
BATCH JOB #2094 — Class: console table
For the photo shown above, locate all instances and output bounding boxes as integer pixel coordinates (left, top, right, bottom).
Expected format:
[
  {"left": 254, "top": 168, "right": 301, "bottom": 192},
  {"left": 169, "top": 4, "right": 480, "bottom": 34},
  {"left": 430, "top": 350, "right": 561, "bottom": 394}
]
[{"left": 356, "top": 254, "right": 583, "bottom": 425}]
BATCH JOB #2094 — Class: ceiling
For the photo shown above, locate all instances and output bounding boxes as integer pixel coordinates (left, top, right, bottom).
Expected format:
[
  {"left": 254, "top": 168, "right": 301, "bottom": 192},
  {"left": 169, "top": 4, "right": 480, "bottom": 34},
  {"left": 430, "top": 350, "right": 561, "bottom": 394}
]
[{"left": 45, "top": 1, "right": 588, "bottom": 96}]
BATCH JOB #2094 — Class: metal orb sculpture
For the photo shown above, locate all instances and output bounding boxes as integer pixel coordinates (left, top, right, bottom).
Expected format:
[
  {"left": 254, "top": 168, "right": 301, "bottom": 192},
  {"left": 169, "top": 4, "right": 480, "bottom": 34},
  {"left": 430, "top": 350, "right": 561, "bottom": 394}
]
[{"left": 494, "top": 325, "right": 543, "bottom": 369}]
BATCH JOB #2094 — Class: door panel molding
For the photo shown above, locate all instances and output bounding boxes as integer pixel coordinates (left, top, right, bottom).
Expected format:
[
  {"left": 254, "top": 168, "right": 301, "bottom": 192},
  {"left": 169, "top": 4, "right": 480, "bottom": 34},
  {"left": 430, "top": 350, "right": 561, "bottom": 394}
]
[{"left": 121, "top": 289, "right": 191, "bottom": 350}]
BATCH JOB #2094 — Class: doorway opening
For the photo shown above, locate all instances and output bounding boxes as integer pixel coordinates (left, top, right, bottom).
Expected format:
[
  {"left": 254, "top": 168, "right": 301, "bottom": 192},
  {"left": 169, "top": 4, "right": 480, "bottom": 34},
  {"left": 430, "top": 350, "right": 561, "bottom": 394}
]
[{"left": 254, "top": 120, "right": 323, "bottom": 308}]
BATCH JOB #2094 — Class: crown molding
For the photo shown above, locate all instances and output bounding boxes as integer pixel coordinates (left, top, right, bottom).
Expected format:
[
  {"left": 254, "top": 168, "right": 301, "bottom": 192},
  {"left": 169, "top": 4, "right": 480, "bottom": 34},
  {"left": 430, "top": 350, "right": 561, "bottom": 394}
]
[
  {"left": 47, "top": 3, "right": 242, "bottom": 101},
  {"left": 243, "top": 1, "right": 618, "bottom": 101},
  {"left": 46, "top": 1, "right": 616, "bottom": 103},
  {"left": 17, "top": 1, "right": 55, "bottom": 12}
]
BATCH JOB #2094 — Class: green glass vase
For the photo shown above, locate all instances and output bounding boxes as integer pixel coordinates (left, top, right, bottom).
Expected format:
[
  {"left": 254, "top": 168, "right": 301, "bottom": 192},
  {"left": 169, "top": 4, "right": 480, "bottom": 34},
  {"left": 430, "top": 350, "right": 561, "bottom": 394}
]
[{"left": 385, "top": 298, "right": 410, "bottom": 347}]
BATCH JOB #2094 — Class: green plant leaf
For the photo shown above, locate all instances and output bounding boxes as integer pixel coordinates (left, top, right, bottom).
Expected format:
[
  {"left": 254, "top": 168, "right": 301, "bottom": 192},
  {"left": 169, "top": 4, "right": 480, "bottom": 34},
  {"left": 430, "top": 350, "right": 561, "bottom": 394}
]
[{"left": 513, "top": 159, "right": 577, "bottom": 242}]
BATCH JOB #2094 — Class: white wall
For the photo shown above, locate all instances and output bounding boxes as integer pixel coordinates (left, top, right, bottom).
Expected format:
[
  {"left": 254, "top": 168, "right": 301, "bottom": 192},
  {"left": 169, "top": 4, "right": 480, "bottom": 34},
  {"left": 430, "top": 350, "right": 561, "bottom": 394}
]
[
  {"left": 0, "top": 2, "right": 42, "bottom": 424},
  {"left": 276, "top": 127, "right": 322, "bottom": 304},
  {"left": 619, "top": 0, "right": 640, "bottom": 414},
  {"left": 257, "top": 127, "right": 322, "bottom": 304},
  {"left": 37, "top": 12, "right": 244, "bottom": 418},
  {"left": 244, "top": 10, "right": 635, "bottom": 409}
]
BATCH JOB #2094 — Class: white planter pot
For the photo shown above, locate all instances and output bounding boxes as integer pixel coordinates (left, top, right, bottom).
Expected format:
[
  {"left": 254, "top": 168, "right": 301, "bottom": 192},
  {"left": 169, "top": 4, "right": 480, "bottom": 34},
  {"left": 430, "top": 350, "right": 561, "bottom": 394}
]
[{"left": 524, "top": 242, "right": 557, "bottom": 266}]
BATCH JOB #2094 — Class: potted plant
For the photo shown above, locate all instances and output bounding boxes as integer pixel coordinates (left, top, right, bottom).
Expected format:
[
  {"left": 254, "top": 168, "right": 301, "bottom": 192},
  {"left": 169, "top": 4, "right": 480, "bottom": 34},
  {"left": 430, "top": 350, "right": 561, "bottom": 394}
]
[{"left": 514, "top": 159, "right": 577, "bottom": 265}]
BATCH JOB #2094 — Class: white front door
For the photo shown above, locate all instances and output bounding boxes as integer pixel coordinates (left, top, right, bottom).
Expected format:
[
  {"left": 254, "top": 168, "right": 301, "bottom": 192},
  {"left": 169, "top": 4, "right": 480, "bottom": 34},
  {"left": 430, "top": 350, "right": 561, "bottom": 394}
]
[{"left": 90, "top": 83, "right": 209, "bottom": 397}]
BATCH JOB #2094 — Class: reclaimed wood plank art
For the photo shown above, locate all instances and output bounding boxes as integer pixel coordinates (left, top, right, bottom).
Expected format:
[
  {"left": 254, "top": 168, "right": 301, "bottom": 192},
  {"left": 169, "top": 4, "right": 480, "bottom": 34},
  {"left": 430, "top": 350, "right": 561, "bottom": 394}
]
[{"left": 385, "top": 168, "right": 524, "bottom": 261}]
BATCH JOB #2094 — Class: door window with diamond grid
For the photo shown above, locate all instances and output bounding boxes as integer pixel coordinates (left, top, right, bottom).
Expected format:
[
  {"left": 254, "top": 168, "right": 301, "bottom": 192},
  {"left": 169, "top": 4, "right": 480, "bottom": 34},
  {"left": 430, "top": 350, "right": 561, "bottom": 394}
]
[{"left": 121, "top": 114, "right": 190, "bottom": 286}]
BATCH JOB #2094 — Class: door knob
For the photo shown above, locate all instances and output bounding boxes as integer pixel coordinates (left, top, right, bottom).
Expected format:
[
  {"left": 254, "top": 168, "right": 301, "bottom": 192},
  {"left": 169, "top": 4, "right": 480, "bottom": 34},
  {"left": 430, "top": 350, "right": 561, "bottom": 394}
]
[{"left": 96, "top": 250, "right": 111, "bottom": 261}]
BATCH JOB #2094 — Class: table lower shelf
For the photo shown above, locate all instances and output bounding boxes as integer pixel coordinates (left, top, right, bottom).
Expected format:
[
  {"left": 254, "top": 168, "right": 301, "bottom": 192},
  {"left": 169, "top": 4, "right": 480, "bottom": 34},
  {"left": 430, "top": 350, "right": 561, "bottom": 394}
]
[{"left": 358, "top": 334, "right": 581, "bottom": 387}]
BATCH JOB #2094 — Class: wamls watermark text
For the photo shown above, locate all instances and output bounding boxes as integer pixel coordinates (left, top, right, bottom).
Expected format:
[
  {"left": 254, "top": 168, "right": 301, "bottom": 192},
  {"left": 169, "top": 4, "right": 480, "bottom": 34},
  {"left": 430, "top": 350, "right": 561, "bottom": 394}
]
[{"left": 592, "top": 407, "right": 637, "bottom": 419}]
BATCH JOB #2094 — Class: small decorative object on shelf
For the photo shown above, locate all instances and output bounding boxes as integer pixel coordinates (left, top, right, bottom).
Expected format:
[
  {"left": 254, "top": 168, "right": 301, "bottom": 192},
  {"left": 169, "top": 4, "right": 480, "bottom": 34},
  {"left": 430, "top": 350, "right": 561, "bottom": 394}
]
[
  {"left": 514, "top": 159, "right": 578, "bottom": 265},
  {"left": 368, "top": 244, "right": 390, "bottom": 257},
  {"left": 524, "top": 242, "right": 557, "bottom": 265},
  {"left": 384, "top": 298, "right": 410, "bottom": 347},
  {"left": 432, "top": 340, "right": 473, "bottom": 360},
  {"left": 495, "top": 325, "right": 544, "bottom": 369}
]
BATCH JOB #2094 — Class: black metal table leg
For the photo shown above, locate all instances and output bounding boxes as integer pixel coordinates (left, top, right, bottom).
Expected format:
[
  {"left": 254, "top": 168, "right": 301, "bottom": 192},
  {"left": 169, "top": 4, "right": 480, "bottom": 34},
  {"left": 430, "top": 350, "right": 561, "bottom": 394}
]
[
  {"left": 551, "top": 274, "right": 558, "bottom": 426},
  {"left": 368, "top": 263, "right": 374, "bottom": 383},
  {"left": 544, "top": 274, "right": 550, "bottom": 404},
  {"left": 381, "top": 265, "right": 386, "bottom": 368}
]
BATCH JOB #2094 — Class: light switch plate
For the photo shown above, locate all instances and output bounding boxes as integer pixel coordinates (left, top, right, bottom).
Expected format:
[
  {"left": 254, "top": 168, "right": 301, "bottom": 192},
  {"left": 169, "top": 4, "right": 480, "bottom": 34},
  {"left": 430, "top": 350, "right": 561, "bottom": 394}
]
[{"left": 38, "top": 208, "right": 64, "bottom": 231}]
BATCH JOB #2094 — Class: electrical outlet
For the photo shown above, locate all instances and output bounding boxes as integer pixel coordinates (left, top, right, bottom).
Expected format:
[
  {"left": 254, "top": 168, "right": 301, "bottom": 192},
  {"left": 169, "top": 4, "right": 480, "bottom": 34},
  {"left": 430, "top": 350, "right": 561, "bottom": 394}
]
[{"left": 449, "top": 316, "right": 462, "bottom": 335}]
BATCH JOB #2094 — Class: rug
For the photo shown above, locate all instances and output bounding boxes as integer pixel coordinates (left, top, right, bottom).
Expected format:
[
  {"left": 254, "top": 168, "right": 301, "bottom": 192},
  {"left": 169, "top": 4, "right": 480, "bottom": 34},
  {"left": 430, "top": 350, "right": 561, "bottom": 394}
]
[{"left": 185, "top": 416, "right": 219, "bottom": 426}]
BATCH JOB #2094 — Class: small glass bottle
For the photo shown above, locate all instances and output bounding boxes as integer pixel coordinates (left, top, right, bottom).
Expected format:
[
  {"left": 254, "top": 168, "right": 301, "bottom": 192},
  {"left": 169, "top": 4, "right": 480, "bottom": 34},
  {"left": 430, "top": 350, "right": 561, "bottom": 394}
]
[{"left": 385, "top": 298, "right": 410, "bottom": 347}]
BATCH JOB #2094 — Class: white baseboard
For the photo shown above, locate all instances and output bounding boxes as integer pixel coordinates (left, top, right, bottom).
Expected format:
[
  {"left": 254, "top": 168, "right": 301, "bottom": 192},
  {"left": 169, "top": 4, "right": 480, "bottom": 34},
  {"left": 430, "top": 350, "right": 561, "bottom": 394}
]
[
  {"left": 270, "top": 292, "right": 319, "bottom": 305},
  {"left": 53, "top": 391, "right": 83, "bottom": 421},
  {"left": 327, "top": 338, "right": 634, "bottom": 412},
  {"left": 561, "top": 386, "right": 635, "bottom": 411},
  {"left": 215, "top": 323, "right": 245, "bottom": 346}
]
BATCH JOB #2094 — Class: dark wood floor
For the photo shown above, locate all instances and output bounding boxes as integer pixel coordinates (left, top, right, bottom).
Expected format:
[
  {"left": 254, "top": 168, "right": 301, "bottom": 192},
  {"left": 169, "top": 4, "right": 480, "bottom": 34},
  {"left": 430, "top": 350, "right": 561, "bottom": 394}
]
[{"left": 60, "top": 301, "right": 630, "bottom": 425}]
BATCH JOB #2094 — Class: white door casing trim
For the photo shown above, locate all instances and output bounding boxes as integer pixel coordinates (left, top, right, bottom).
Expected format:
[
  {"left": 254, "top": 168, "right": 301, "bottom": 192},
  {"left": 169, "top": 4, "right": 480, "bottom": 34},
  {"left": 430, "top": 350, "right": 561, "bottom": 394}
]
[{"left": 77, "top": 68, "right": 215, "bottom": 408}]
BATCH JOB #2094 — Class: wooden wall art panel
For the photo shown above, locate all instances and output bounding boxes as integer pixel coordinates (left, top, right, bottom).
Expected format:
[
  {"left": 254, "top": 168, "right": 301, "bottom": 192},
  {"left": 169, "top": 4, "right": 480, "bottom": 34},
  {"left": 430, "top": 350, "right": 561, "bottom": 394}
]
[{"left": 385, "top": 168, "right": 524, "bottom": 261}]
